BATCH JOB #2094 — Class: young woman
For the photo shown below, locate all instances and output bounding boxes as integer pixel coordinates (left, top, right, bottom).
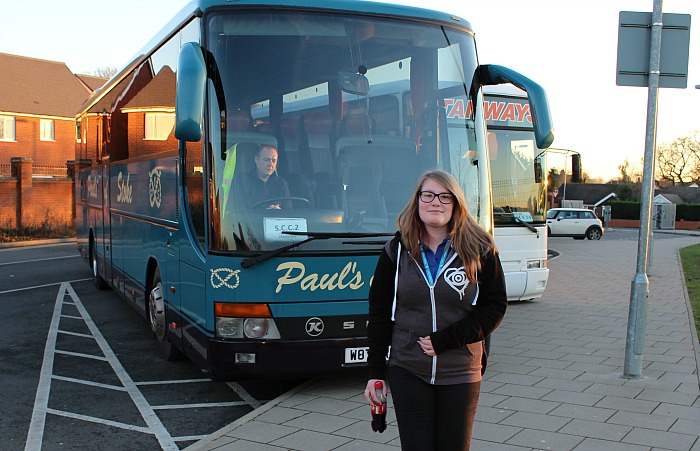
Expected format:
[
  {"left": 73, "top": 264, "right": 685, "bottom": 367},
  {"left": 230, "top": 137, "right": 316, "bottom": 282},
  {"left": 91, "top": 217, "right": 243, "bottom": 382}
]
[{"left": 364, "top": 170, "right": 507, "bottom": 450}]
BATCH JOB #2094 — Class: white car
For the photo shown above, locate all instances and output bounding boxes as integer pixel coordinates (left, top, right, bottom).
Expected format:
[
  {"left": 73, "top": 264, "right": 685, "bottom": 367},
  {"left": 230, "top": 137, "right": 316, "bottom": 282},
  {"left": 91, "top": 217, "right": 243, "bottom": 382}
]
[{"left": 546, "top": 208, "right": 604, "bottom": 240}]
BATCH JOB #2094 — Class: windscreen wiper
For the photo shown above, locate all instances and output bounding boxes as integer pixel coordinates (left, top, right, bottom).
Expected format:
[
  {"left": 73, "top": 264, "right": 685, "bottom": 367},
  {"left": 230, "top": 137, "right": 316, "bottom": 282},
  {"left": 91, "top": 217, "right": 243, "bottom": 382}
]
[
  {"left": 512, "top": 216, "right": 541, "bottom": 237},
  {"left": 240, "top": 232, "right": 394, "bottom": 268}
]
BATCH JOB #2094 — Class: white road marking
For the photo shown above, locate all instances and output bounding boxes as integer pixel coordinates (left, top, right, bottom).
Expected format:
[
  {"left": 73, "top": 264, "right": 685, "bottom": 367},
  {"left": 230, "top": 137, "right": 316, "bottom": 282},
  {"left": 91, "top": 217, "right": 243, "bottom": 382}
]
[
  {"left": 51, "top": 375, "right": 127, "bottom": 392},
  {"left": 0, "top": 254, "right": 80, "bottom": 267},
  {"left": 57, "top": 330, "right": 93, "bottom": 339},
  {"left": 60, "top": 314, "right": 82, "bottom": 320},
  {"left": 25, "top": 282, "right": 178, "bottom": 451},
  {"left": 25, "top": 282, "right": 64, "bottom": 451},
  {"left": 54, "top": 350, "right": 108, "bottom": 362},
  {"left": 23, "top": 280, "right": 276, "bottom": 449},
  {"left": 45, "top": 408, "right": 152, "bottom": 434},
  {"left": 227, "top": 382, "right": 263, "bottom": 410},
  {"left": 135, "top": 378, "right": 210, "bottom": 386},
  {"left": 0, "top": 278, "right": 91, "bottom": 295},
  {"left": 152, "top": 401, "right": 249, "bottom": 410}
]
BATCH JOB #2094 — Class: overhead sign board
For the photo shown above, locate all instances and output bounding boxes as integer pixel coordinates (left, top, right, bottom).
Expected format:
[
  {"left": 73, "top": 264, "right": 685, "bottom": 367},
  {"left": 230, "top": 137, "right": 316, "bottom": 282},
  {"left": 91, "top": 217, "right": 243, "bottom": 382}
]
[{"left": 616, "top": 11, "right": 691, "bottom": 88}]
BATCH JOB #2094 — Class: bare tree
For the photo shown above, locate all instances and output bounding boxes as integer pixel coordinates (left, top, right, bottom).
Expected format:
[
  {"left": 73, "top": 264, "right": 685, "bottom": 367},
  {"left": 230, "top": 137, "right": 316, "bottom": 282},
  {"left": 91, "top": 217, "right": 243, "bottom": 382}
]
[
  {"left": 618, "top": 158, "right": 632, "bottom": 183},
  {"left": 90, "top": 66, "right": 118, "bottom": 79},
  {"left": 655, "top": 131, "right": 700, "bottom": 186}
]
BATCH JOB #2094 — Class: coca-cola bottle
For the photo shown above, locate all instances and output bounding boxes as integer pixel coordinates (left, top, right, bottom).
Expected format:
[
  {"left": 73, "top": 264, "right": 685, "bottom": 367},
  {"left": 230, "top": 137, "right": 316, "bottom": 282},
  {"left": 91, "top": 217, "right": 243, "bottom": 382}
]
[{"left": 370, "top": 380, "right": 387, "bottom": 433}]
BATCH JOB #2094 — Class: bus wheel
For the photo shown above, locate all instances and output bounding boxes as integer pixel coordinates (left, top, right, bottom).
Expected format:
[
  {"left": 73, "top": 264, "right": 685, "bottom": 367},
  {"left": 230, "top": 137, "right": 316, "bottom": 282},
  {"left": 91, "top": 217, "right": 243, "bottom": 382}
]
[
  {"left": 148, "top": 268, "right": 183, "bottom": 361},
  {"left": 90, "top": 241, "right": 108, "bottom": 290}
]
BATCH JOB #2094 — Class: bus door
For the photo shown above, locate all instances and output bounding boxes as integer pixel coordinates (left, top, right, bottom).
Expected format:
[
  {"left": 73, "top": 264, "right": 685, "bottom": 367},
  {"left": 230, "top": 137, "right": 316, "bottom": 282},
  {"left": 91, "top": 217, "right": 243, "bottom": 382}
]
[
  {"left": 164, "top": 228, "right": 182, "bottom": 350},
  {"left": 101, "top": 160, "right": 114, "bottom": 286}
]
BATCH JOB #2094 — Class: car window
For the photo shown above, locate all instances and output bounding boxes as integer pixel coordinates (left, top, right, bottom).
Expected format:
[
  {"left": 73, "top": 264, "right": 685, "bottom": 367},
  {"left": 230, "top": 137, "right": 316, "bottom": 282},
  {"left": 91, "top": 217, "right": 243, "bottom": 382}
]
[
  {"left": 546, "top": 210, "right": 558, "bottom": 219},
  {"left": 563, "top": 211, "right": 576, "bottom": 219},
  {"left": 582, "top": 211, "right": 595, "bottom": 219}
]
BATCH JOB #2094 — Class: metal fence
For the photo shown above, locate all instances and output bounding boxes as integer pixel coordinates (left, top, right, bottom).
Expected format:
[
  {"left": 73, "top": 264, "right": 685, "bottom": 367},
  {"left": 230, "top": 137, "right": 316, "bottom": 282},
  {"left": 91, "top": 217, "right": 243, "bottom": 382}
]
[{"left": 0, "top": 163, "right": 68, "bottom": 178}]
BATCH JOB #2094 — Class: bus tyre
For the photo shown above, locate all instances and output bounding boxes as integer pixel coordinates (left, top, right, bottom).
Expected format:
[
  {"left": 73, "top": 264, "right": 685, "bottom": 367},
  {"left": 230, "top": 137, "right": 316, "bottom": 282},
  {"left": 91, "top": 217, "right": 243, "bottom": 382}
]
[
  {"left": 90, "top": 242, "right": 108, "bottom": 290},
  {"left": 148, "top": 269, "right": 183, "bottom": 361}
]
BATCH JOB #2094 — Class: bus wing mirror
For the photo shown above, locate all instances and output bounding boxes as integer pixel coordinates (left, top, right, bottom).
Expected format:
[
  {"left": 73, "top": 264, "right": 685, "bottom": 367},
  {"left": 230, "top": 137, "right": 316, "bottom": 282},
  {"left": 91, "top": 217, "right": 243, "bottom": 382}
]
[
  {"left": 534, "top": 157, "right": 543, "bottom": 184},
  {"left": 480, "top": 64, "right": 554, "bottom": 149},
  {"left": 571, "top": 154, "right": 582, "bottom": 183},
  {"left": 175, "top": 42, "right": 206, "bottom": 142}
]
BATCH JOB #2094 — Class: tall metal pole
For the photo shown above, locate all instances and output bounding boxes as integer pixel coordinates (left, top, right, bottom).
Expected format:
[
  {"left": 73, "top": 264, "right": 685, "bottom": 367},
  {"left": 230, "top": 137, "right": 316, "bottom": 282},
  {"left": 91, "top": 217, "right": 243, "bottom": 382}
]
[{"left": 624, "top": 0, "right": 662, "bottom": 378}]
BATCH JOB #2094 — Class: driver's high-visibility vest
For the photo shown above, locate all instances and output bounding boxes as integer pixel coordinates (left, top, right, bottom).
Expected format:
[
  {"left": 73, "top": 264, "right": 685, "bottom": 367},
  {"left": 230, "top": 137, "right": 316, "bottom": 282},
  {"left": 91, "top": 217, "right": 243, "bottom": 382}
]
[{"left": 221, "top": 143, "right": 237, "bottom": 217}]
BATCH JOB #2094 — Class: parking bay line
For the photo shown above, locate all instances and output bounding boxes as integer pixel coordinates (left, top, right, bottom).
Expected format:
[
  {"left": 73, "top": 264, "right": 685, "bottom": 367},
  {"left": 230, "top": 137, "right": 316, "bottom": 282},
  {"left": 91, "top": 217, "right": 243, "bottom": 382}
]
[
  {"left": 0, "top": 278, "right": 91, "bottom": 295},
  {"left": 0, "top": 254, "right": 80, "bottom": 267},
  {"left": 25, "top": 282, "right": 178, "bottom": 451}
]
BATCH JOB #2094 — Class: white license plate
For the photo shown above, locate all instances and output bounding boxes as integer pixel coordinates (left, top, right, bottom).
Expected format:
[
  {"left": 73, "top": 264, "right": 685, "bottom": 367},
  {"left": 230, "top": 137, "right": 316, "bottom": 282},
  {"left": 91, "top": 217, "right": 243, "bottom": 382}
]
[{"left": 345, "top": 347, "right": 369, "bottom": 363}]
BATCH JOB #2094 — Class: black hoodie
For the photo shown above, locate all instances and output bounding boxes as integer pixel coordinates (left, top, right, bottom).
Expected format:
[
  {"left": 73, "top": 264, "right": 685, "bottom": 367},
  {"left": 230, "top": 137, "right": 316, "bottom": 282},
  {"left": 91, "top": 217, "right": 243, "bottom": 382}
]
[{"left": 367, "top": 233, "right": 507, "bottom": 384}]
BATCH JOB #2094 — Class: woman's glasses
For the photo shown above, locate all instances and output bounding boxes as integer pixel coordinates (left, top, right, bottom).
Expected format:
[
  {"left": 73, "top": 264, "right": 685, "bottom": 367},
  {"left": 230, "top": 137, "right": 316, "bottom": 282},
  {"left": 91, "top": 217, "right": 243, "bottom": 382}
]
[{"left": 418, "top": 191, "right": 454, "bottom": 204}]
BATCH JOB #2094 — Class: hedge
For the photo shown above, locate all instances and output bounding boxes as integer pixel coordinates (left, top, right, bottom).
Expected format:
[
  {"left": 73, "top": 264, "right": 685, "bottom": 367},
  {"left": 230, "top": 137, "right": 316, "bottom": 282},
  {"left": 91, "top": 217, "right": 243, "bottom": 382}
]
[{"left": 608, "top": 200, "right": 700, "bottom": 221}]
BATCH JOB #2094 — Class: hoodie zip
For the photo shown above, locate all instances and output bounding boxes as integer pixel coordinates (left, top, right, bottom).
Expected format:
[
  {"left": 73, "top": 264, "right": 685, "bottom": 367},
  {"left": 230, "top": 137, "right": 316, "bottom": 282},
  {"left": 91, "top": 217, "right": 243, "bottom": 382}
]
[{"left": 413, "top": 252, "right": 458, "bottom": 384}]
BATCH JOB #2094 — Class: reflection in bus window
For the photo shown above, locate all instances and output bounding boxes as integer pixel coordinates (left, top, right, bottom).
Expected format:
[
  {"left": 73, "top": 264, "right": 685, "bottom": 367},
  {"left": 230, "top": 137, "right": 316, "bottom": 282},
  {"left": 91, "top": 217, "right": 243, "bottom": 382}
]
[{"left": 206, "top": 11, "right": 480, "bottom": 252}]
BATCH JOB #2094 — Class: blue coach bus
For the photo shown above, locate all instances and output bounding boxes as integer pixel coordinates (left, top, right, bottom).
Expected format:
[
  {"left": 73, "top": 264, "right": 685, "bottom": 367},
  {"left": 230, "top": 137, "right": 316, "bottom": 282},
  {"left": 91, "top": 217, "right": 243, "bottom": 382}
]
[{"left": 74, "top": 0, "right": 554, "bottom": 380}]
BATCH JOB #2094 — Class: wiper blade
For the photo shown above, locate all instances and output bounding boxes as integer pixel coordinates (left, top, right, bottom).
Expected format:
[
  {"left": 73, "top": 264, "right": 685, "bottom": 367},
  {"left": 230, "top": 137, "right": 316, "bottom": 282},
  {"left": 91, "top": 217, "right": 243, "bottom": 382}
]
[
  {"left": 241, "top": 232, "right": 394, "bottom": 268},
  {"left": 512, "top": 216, "right": 540, "bottom": 237}
]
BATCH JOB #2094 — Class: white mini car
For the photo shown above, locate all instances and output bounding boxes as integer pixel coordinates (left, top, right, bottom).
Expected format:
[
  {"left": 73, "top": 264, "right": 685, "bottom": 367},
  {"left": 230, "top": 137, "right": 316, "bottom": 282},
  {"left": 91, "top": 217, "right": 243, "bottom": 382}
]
[{"left": 546, "top": 208, "right": 604, "bottom": 240}]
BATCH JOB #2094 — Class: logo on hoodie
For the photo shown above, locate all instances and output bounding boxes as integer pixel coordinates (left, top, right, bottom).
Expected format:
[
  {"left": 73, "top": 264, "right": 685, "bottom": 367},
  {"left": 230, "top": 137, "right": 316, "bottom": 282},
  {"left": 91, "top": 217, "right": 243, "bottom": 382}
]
[{"left": 444, "top": 267, "right": 468, "bottom": 300}]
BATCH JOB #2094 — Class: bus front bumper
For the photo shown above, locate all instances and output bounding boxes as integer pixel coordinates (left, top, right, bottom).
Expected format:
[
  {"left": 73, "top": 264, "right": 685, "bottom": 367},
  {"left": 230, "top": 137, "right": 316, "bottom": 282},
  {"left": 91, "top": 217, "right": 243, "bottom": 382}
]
[{"left": 207, "top": 337, "right": 369, "bottom": 381}]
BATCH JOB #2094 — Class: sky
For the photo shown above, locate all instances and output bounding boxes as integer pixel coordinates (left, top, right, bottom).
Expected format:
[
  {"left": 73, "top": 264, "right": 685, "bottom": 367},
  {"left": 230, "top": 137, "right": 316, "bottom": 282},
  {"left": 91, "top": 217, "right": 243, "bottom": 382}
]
[{"left": 1, "top": 0, "right": 698, "bottom": 182}]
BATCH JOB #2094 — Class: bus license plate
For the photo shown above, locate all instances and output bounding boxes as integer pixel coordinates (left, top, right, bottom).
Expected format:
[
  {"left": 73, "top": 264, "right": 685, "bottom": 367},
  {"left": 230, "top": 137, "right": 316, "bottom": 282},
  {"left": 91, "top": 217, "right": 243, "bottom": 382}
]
[{"left": 345, "top": 347, "right": 369, "bottom": 363}]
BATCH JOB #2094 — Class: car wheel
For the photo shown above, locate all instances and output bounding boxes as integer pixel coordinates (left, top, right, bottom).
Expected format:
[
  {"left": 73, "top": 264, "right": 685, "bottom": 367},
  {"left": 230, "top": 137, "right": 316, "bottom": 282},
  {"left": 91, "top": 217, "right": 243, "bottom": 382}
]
[
  {"left": 148, "top": 268, "right": 184, "bottom": 361},
  {"left": 586, "top": 227, "right": 602, "bottom": 240}
]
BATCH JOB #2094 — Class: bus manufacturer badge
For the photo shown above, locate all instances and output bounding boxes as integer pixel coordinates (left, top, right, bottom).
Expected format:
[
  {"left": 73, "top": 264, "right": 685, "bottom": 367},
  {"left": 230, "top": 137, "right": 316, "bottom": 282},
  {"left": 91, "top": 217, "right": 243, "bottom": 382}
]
[
  {"left": 149, "top": 168, "right": 162, "bottom": 208},
  {"left": 305, "top": 317, "right": 324, "bottom": 336},
  {"left": 210, "top": 268, "right": 240, "bottom": 289}
]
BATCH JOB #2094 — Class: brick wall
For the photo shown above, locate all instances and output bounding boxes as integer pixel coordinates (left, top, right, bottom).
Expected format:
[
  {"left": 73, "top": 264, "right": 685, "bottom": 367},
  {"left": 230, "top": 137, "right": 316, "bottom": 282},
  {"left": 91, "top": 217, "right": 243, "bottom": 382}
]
[
  {"left": 0, "top": 177, "right": 18, "bottom": 227},
  {"left": 0, "top": 158, "right": 75, "bottom": 229}
]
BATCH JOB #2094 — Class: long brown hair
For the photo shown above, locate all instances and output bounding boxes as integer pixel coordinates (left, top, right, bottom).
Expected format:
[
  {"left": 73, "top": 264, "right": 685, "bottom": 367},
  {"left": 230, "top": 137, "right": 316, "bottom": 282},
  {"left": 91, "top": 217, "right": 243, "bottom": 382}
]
[{"left": 396, "top": 170, "right": 495, "bottom": 283}]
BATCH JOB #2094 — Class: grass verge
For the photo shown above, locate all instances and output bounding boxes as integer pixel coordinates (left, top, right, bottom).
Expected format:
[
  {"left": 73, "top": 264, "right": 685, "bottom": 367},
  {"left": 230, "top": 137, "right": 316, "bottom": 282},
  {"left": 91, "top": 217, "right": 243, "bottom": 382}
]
[
  {"left": 0, "top": 224, "right": 75, "bottom": 243},
  {"left": 680, "top": 243, "right": 700, "bottom": 342}
]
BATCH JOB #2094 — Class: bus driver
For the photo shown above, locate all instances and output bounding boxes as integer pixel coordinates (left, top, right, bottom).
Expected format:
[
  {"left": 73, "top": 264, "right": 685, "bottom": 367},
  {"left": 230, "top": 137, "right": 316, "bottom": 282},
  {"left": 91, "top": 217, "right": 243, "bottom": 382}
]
[{"left": 242, "top": 145, "right": 291, "bottom": 209}]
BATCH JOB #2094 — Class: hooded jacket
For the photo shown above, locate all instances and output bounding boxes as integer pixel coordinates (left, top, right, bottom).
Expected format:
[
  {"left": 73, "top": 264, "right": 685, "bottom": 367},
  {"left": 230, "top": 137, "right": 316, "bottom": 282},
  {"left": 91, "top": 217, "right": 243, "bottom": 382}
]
[{"left": 367, "top": 233, "right": 507, "bottom": 385}]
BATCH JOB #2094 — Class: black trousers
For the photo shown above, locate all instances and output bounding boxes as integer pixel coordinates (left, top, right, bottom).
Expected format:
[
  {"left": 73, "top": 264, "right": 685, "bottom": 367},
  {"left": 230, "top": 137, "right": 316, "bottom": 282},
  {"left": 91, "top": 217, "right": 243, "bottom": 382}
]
[{"left": 387, "top": 366, "right": 481, "bottom": 451}]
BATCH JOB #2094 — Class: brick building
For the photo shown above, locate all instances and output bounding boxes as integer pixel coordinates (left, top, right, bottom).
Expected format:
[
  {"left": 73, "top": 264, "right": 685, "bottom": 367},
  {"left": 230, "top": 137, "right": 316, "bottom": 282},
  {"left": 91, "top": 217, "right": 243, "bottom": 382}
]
[
  {"left": 0, "top": 52, "right": 106, "bottom": 228},
  {"left": 0, "top": 53, "right": 105, "bottom": 172}
]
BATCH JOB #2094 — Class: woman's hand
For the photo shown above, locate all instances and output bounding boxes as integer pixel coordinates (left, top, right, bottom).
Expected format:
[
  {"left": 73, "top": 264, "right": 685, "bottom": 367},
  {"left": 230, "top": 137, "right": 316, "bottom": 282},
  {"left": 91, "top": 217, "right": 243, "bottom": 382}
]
[
  {"left": 418, "top": 336, "right": 436, "bottom": 356},
  {"left": 364, "top": 379, "right": 387, "bottom": 405}
]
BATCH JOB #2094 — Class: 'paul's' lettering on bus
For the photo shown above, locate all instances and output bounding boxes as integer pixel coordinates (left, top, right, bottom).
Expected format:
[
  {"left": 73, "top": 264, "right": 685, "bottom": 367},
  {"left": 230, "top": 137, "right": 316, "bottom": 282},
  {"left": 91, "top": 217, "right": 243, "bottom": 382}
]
[{"left": 275, "top": 261, "right": 365, "bottom": 293}]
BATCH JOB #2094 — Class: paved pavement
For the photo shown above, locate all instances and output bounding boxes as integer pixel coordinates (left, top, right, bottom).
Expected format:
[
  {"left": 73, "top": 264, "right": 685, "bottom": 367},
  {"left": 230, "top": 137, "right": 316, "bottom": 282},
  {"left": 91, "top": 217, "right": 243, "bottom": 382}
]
[{"left": 184, "top": 228, "right": 700, "bottom": 451}]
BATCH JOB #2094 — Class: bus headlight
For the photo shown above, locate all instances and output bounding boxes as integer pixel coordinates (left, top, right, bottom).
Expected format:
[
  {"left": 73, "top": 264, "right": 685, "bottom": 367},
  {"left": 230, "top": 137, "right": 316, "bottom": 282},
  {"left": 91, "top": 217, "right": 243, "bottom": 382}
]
[
  {"left": 214, "top": 303, "right": 281, "bottom": 339},
  {"left": 526, "top": 260, "right": 541, "bottom": 269},
  {"left": 244, "top": 318, "right": 281, "bottom": 339},
  {"left": 216, "top": 318, "right": 243, "bottom": 338}
]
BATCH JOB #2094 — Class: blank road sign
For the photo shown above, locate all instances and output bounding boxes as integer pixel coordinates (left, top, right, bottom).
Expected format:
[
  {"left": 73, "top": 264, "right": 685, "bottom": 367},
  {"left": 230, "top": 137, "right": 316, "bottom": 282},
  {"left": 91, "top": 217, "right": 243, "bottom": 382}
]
[{"left": 616, "top": 11, "right": 691, "bottom": 88}]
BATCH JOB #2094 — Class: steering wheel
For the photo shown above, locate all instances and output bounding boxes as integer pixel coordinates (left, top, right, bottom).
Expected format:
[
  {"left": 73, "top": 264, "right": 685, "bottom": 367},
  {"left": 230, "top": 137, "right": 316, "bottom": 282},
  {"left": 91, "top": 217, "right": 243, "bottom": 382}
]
[{"left": 249, "top": 196, "right": 312, "bottom": 209}]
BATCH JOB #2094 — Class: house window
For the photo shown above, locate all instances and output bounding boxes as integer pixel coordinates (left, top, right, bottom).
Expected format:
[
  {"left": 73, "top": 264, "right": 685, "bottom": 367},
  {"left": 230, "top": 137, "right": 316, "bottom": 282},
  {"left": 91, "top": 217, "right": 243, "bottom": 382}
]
[
  {"left": 0, "top": 116, "right": 15, "bottom": 141},
  {"left": 76, "top": 120, "right": 82, "bottom": 143},
  {"left": 40, "top": 119, "right": 55, "bottom": 141},
  {"left": 144, "top": 113, "right": 175, "bottom": 140}
]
